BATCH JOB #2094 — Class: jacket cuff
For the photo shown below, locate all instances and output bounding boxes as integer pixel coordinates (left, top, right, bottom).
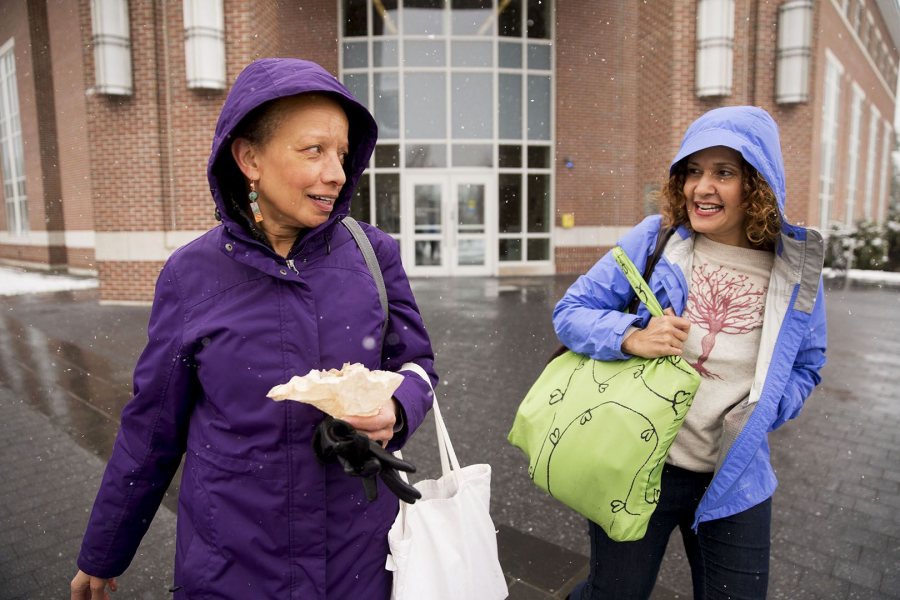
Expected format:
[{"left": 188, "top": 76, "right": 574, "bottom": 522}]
[
  {"left": 611, "top": 315, "right": 643, "bottom": 359},
  {"left": 77, "top": 554, "right": 123, "bottom": 580},
  {"left": 387, "top": 373, "right": 431, "bottom": 449}
]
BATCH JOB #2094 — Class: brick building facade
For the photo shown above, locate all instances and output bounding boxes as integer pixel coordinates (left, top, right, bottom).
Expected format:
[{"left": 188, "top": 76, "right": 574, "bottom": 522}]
[{"left": 0, "top": 0, "right": 897, "bottom": 302}]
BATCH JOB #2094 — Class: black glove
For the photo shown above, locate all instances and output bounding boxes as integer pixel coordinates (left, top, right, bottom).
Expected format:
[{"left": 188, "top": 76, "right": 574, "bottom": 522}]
[{"left": 313, "top": 416, "right": 422, "bottom": 504}]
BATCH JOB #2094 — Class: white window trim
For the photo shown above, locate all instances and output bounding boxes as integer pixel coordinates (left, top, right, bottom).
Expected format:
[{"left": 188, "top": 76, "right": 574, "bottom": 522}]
[
  {"left": 819, "top": 50, "right": 844, "bottom": 230},
  {"left": 863, "top": 104, "right": 881, "bottom": 221},
  {"left": 0, "top": 38, "right": 28, "bottom": 236},
  {"left": 876, "top": 122, "right": 892, "bottom": 223},
  {"left": 845, "top": 83, "right": 865, "bottom": 225}
]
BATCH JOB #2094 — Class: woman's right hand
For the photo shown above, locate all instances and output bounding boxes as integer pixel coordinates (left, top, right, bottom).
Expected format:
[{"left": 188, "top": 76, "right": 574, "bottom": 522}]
[
  {"left": 70, "top": 570, "right": 117, "bottom": 600},
  {"left": 621, "top": 308, "right": 691, "bottom": 358}
]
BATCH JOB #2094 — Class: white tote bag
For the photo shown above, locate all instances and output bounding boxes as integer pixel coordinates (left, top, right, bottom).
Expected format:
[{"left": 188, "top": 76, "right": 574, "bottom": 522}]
[{"left": 386, "top": 365, "right": 508, "bottom": 600}]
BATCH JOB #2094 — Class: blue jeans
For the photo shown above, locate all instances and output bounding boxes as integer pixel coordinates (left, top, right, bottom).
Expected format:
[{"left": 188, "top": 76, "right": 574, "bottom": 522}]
[{"left": 569, "top": 464, "right": 771, "bottom": 600}]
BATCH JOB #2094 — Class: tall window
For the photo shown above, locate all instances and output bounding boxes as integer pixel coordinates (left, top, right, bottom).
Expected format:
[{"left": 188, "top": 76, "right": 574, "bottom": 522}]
[
  {"left": 861, "top": 13, "right": 872, "bottom": 48},
  {"left": 844, "top": 85, "right": 864, "bottom": 225},
  {"left": 818, "top": 53, "right": 842, "bottom": 230},
  {"left": 852, "top": 0, "right": 864, "bottom": 31},
  {"left": 863, "top": 106, "right": 880, "bottom": 220},
  {"left": 340, "top": 0, "right": 553, "bottom": 265},
  {"left": 877, "top": 124, "right": 892, "bottom": 222},
  {"left": 0, "top": 40, "right": 27, "bottom": 235},
  {"left": 696, "top": 0, "right": 735, "bottom": 97}
]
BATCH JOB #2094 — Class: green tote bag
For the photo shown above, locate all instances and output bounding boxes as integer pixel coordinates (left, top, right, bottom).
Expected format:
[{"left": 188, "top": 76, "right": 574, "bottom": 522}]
[{"left": 508, "top": 246, "right": 701, "bottom": 542}]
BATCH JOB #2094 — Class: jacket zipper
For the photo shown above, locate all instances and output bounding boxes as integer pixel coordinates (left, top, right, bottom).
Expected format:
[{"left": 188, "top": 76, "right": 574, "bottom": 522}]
[{"left": 285, "top": 259, "right": 299, "bottom": 275}]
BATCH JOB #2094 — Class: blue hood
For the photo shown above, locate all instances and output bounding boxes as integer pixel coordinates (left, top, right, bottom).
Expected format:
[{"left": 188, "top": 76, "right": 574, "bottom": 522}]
[{"left": 670, "top": 106, "right": 791, "bottom": 230}]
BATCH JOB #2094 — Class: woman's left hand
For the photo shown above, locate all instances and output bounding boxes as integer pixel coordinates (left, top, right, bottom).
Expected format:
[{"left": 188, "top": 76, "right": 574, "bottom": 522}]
[{"left": 342, "top": 398, "right": 399, "bottom": 446}]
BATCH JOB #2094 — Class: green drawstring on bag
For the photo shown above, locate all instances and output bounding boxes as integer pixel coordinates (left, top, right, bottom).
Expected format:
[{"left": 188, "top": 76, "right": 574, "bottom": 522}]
[{"left": 508, "top": 246, "right": 701, "bottom": 542}]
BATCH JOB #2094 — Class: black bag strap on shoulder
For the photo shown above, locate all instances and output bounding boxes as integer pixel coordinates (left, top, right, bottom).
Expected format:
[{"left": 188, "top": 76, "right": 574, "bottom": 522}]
[
  {"left": 341, "top": 217, "right": 389, "bottom": 338},
  {"left": 626, "top": 225, "right": 676, "bottom": 315}
]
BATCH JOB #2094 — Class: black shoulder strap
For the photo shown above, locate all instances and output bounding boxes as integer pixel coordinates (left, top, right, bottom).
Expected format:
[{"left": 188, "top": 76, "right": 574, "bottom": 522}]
[
  {"left": 341, "top": 217, "right": 389, "bottom": 338},
  {"left": 626, "top": 225, "right": 676, "bottom": 314}
]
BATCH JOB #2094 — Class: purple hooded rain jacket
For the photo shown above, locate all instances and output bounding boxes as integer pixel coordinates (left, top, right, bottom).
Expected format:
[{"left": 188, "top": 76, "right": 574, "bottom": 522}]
[{"left": 77, "top": 58, "right": 437, "bottom": 599}]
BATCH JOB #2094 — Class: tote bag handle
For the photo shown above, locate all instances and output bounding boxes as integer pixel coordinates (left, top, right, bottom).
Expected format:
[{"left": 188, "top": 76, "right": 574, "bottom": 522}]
[
  {"left": 612, "top": 246, "right": 665, "bottom": 318},
  {"left": 395, "top": 363, "right": 460, "bottom": 475},
  {"left": 392, "top": 362, "right": 458, "bottom": 538}
]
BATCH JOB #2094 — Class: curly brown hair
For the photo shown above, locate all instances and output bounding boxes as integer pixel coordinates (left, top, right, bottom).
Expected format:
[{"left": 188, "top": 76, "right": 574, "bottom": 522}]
[{"left": 659, "top": 157, "right": 781, "bottom": 248}]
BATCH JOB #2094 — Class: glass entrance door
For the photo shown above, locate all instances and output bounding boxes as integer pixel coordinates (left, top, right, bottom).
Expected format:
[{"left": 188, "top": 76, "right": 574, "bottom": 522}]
[{"left": 403, "top": 173, "right": 494, "bottom": 276}]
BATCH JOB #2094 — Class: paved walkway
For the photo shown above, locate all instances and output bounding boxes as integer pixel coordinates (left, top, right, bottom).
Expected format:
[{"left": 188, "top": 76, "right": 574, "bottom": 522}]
[
  {"left": 0, "top": 391, "right": 176, "bottom": 600},
  {"left": 1, "top": 277, "right": 899, "bottom": 599}
]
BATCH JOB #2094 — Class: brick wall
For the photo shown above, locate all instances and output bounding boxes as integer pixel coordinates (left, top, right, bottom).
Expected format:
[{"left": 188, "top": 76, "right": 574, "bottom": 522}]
[
  {"left": 47, "top": 0, "right": 93, "bottom": 233},
  {"left": 637, "top": 0, "right": 676, "bottom": 217},
  {"left": 554, "top": 245, "right": 605, "bottom": 274},
  {"left": 278, "top": 1, "right": 339, "bottom": 71},
  {"left": 98, "top": 260, "right": 163, "bottom": 302},
  {"left": 0, "top": 243, "right": 53, "bottom": 265},
  {"left": 27, "top": 0, "right": 67, "bottom": 267},
  {"left": 555, "top": 1, "right": 640, "bottom": 230},
  {"left": 554, "top": 1, "right": 640, "bottom": 273},
  {"left": 83, "top": 0, "right": 164, "bottom": 236}
]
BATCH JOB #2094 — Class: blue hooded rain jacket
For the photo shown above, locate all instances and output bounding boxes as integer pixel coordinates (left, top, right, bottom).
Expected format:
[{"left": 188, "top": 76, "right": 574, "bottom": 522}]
[{"left": 553, "top": 106, "right": 827, "bottom": 529}]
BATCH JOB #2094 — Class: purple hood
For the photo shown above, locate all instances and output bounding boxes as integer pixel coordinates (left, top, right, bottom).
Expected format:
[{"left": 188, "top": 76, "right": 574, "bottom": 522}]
[{"left": 208, "top": 58, "right": 378, "bottom": 243}]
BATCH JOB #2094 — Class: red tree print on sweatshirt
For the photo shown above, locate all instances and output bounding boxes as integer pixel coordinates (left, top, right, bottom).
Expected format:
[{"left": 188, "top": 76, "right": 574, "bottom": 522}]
[{"left": 683, "top": 264, "right": 767, "bottom": 379}]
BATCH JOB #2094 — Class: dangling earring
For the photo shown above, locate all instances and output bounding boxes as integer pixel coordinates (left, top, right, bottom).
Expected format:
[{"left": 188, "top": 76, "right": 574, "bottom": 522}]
[{"left": 248, "top": 180, "right": 264, "bottom": 223}]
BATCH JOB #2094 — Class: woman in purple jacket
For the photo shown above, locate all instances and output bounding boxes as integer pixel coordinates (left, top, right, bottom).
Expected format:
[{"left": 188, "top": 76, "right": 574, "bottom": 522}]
[{"left": 71, "top": 58, "right": 437, "bottom": 599}]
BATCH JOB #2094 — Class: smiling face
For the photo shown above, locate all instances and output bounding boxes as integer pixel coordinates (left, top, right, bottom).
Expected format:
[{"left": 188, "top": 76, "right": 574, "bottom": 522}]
[
  {"left": 232, "top": 94, "right": 350, "bottom": 252},
  {"left": 682, "top": 146, "right": 750, "bottom": 248}
]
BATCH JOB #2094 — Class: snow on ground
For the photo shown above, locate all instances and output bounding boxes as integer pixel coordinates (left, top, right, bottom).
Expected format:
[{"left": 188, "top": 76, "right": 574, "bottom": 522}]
[
  {"left": 0, "top": 266, "right": 898, "bottom": 298},
  {"left": 822, "top": 267, "right": 900, "bottom": 286},
  {"left": 0, "top": 266, "right": 98, "bottom": 296}
]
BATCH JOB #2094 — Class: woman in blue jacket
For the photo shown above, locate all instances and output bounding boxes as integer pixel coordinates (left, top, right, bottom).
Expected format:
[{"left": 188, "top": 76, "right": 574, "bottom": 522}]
[{"left": 559, "top": 106, "right": 826, "bottom": 599}]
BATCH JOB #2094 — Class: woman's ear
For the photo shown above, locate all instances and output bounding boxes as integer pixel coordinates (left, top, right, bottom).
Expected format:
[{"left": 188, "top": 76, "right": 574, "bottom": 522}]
[{"left": 231, "top": 138, "right": 260, "bottom": 181}]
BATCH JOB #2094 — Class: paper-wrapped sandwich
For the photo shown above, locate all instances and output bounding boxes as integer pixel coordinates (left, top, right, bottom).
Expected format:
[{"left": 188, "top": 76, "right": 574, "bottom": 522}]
[{"left": 267, "top": 362, "right": 404, "bottom": 419}]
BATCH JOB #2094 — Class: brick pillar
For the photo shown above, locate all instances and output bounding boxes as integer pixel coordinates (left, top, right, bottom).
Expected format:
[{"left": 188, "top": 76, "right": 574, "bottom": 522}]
[{"left": 27, "top": 0, "right": 67, "bottom": 267}]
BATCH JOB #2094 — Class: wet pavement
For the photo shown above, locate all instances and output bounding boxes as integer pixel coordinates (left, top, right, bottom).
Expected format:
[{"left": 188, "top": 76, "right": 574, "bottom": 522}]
[{"left": 1, "top": 276, "right": 899, "bottom": 599}]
